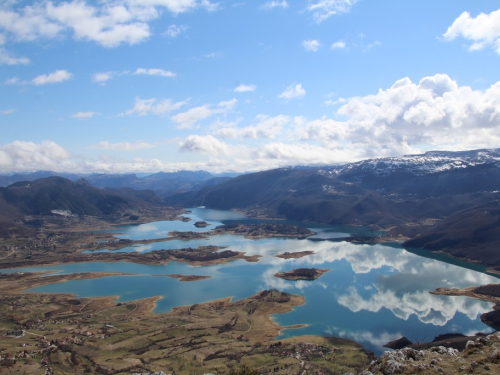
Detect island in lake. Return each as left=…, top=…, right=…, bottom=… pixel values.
left=276, top=250, right=315, bottom=259
left=193, top=220, right=211, bottom=228
left=274, top=268, right=330, bottom=281
left=166, top=274, right=211, bottom=282
left=211, top=223, right=314, bottom=239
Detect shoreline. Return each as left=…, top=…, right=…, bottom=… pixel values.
left=0, top=275, right=373, bottom=374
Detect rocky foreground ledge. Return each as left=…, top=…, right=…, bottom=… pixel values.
left=351, top=332, right=500, bottom=375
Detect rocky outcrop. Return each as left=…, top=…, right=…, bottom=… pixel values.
left=359, top=332, right=500, bottom=375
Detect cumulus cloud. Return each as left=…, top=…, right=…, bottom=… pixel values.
left=164, top=24, right=188, bottom=38
left=303, top=39, right=320, bottom=52
left=443, top=9, right=500, bottom=54
left=179, top=134, right=230, bottom=157
left=92, top=72, right=113, bottom=83
left=71, top=111, right=99, bottom=119
left=217, top=115, right=291, bottom=139
left=91, top=141, right=156, bottom=151
left=7, top=69, right=73, bottom=85
left=0, top=47, right=29, bottom=65
left=234, top=83, right=256, bottom=93
left=0, top=0, right=218, bottom=48
left=306, top=0, right=359, bottom=23
left=0, top=140, right=71, bottom=172
left=171, top=99, right=237, bottom=129
left=32, top=70, right=73, bottom=85
left=278, top=83, right=306, bottom=99
left=177, top=74, right=500, bottom=172
left=331, top=40, right=346, bottom=49
left=92, top=68, right=176, bottom=84
left=0, top=34, right=29, bottom=65
left=120, top=97, right=188, bottom=116
left=171, top=106, right=215, bottom=129
left=261, top=1, right=289, bottom=10
left=133, top=68, right=176, bottom=77
left=296, top=74, right=500, bottom=157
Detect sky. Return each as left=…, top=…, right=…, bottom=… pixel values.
left=1, top=0, right=500, bottom=174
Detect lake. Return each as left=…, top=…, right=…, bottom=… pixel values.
left=2, top=207, right=498, bottom=355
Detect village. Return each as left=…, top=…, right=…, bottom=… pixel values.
left=1, top=313, right=118, bottom=374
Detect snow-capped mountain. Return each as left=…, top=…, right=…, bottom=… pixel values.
left=320, top=149, right=500, bottom=178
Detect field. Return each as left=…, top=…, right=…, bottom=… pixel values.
left=0, top=273, right=373, bottom=374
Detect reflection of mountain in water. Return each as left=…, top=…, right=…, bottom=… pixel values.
left=3, top=208, right=498, bottom=355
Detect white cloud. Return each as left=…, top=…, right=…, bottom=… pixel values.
left=306, top=0, right=359, bottom=23
left=0, top=34, right=29, bottom=65
left=302, top=39, right=320, bottom=52
left=296, top=74, right=500, bottom=157
left=6, top=70, right=73, bottom=85
left=278, top=83, right=306, bottom=99
left=0, top=108, right=16, bottom=115
left=164, top=24, right=188, bottom=38
left=250, top=142, right=340, bottom=164
left=216, top=114, right=290, bottom=139
left=179, top=134, right=230, bottom=157
left=234, top=83, right=257, bottom=93
left=133, top=68, right=176, bottom=77
left=331, top=40, right=345, bottom=49
left=0, top=49, right=28, bottom=65
left=0, top=1, right=218, bottom=48
left=5, top=77, right=19, bottom=85
left=92, top=72, right=113, bottom=83
left=176, top=74, right=500, bottom=172
left=120, top=97, right=188, bottom=116
left=91, top=141, right=156, bottom=151
left=365, top=40, right=381, bottom=50
left=71, top=111, right=99, bottom=119
left=170, top=105, right=215, bottom=129
left=218, top=98, right=237, bottom=111
left=32, top=69, right=73, bottom=85
left=92, top=68, right=176, bottom=84
left=443, top=9, right=500, bottom=55
left=261, top=1, right=289, bottom=10
left=0, top=140, right=71, bottom=172
left=203, top=51, right=223, bottom=58
left=171, top=99, right=237, bottom=129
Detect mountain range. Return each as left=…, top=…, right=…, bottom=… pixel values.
left=168, top=148, right=500, bottom=267
left=1, top=148, right=500, bottom=267
left=0, top=170, right=234, bottom=197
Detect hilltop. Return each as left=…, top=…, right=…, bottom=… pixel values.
left=0, top=176, right=174, bottom=237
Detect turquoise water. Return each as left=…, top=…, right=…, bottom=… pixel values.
left=2, top=207, right=498, bottom=355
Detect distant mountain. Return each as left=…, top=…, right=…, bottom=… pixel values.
left=0, top=170, right=233, bottom=197
left=183, top=148, right=500, bottom=218
left=0, top=176, right=158, bottom=219
left=174, top=148, right=500, bottom=267
left=324, top=149, right=500, bottom=197
left=0, top=171, right=82, bottom=187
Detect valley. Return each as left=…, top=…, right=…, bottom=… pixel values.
left=1, top=148, right=500, bottom=374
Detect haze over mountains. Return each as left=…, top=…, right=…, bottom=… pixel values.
left=0, top=170, right=234, bottom=198
left=1, top=148, right=500, bottom=268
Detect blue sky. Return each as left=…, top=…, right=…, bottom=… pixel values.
left=1, top=0, right=499, bottom=173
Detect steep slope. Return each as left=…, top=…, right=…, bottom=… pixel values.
left=327, top=148, right=500, bottom=197
left=185, top=149, right=500, bottom=266
left=403, top=199, right=500, bottom=267
left=0, top=176, right=154, bottom=217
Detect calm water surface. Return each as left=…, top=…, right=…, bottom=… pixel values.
left=2, top=208, right=498, bottom=355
